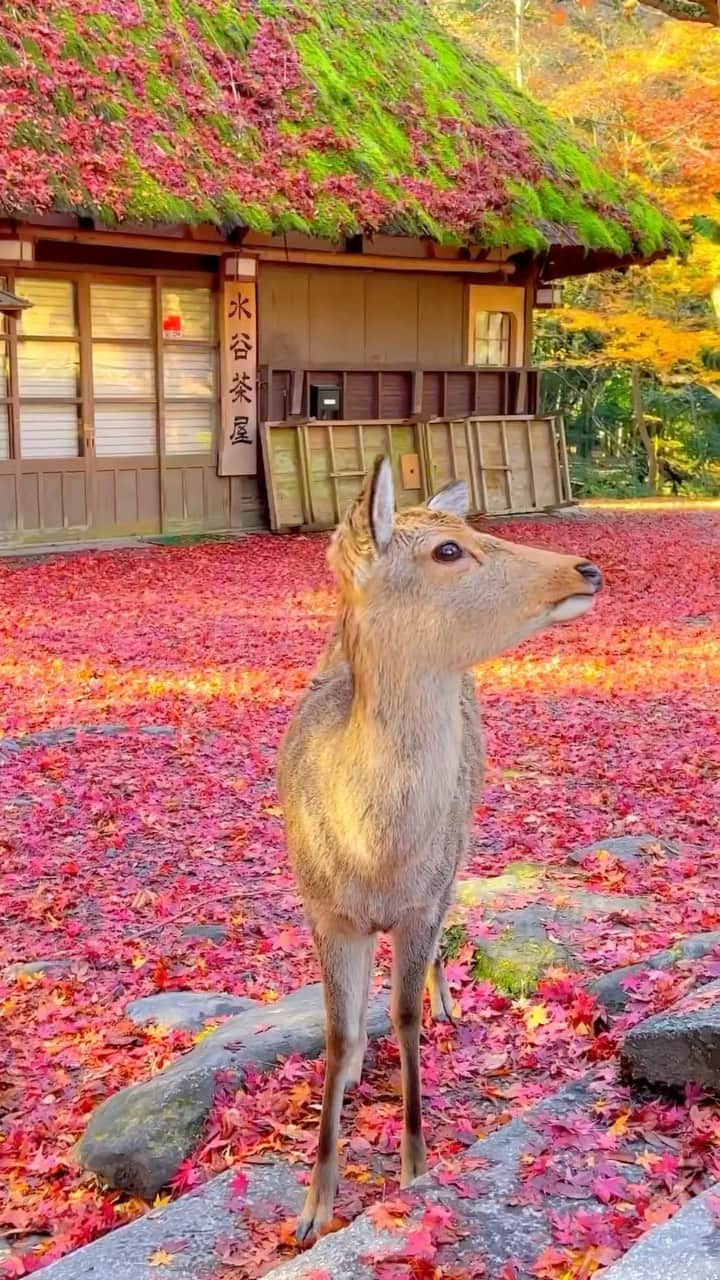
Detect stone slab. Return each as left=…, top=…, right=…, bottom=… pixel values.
left=590, top=931, right=720, bottom=1015
left=125, top=991, right=256, bottom=1031
left=79, top=984, right=390, bottom=1199
left=26, top=1162, right=305, bottom=1280
left=622, top=977, right=720, bottom=1090
left=267, top=1080, right=626, bottom=1279
left=567, top=835, right=671, bottom=865
left=600, top=1183, right=720, bottom=1279
left=180, top=924, right=227, bottom=943
left=4, top=958, right=79, bottom=980
left=37, top=1079, right=616, bottom=1280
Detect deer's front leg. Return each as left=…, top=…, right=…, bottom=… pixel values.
left=392, top=916, right=443, bottom=1187
left=297, top=926, right=376, bottom=1244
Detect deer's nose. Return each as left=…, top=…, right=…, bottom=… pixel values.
left=576, top=561, right=603, bottom=592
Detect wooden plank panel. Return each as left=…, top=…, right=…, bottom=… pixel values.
left=530, top=419, right=558, bottom=506
left=163, top=467, right=184, bottom=523
left=345, top=372, right=377, bottom=419
left=446, top=373, right=474, bottom=417
left=309, top=270, right=364, bottom=364
left=258, top=265, right=310, bottom=366
left=115, top=470, right=139, bottom=525
left=379, top=372, right=411, bottom=418
left=183, top=467, right=206, bottom=521
left=365, top=275, right=419, bottom=364
left=422, top=372, right=442, bottom=418
left=305, top=424, right=335, bottom=526
left=505, top=420, right=533, bottom=510
left=94, top=469, right=116, bottom=527
left=19, top=474, right=40, bottom=530
left=230, top=475, right=264, bottom=529
left=391, top=424, right=423, bottom=508
left=261, top=425, right=306, bottom=528
left=476, top=422, right=507, bottom=514
left=476, top=372, right=504, bottom=414
left=139, top=466, right=161, bottom=525
left=0, top=473, right=17, bottom=533
left=42, top=472, right=63, bottom=530
left=427, top=422, right=453, bottom=492
left=418, top=277, right=463, bottom=366
left=63, top=470, right=88, bottom=528
left=203, top=466, right=230, bottom=528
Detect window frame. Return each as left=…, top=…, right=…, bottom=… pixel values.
left=0, top=266, right=220, bottom=462
left=471, top=308, right=513, bottom=369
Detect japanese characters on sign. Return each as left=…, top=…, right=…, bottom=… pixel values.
left=219, top=272, right=258, bottom=476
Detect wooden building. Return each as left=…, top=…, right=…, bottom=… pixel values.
left=0, top=0, right=680, bottom=546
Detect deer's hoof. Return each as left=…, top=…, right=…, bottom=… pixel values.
left=430, top=989, right=459, bottom=1024
left=400, top=1136, right=427, bottom=1187
left=296, top=1181, right=335, bottom=1244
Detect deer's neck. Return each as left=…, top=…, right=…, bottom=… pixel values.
left=344, top=617, right=463, bottom=775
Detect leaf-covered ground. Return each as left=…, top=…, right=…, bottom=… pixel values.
left=1, top=508, right=720, bottom=1278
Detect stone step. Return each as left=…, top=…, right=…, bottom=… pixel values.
left=265, top=1078, right=634, bottom=1279
left=34, top=1162, right=305, bottom=1280
left=599, top=1184, right=720, bottom=1279
left=35, top=1078, right=612, bottom=1280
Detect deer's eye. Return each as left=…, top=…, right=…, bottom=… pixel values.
left=432, top=541, right=463, bottom=563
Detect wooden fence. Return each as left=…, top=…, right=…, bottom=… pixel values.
left=260, top=415, right=572, bottom=532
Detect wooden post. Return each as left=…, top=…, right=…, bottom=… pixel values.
left=557, top=416, right=572, bottom=502
left=218, top=259, right=258, bottom=477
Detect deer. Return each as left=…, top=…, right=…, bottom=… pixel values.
left=277, top=457, right=602, bottom=1242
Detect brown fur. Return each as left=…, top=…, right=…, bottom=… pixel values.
left=278, top=460, right=601, bottom=1240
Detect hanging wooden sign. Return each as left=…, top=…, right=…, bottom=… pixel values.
left=218, top=265, right=258, bottom=477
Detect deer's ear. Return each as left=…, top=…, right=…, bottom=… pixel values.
left=328, top=456, right=394, bottom=586
left=427, top=479, right=469, bottom=518
left=366, top=456, right=394, bottom=552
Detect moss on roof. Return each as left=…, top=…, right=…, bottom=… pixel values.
left=0, top=0, right=683, bottom=263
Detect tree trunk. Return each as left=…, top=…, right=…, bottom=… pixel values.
left=514, top=0, right=523, bottom=88
left=631, top=363, right=657, bottom=493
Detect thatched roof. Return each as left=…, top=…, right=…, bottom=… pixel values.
left=0, top=0, right=683, bottom=272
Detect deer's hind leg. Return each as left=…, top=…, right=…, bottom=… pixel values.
left=392, top=916, right=446, bottom=1188
left=297, top=925, right=375, bottom=1244
left=426, top=945, right=456, bottom=1023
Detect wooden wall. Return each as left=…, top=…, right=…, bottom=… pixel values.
left=258, top=264, right=526, bottom=369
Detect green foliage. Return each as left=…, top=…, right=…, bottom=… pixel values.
left=541, top=362, right=720, bottom=497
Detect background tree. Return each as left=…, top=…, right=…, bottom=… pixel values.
left=436, top=0, right=720, bottom=493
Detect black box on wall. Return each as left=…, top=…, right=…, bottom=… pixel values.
left=309, top=383, right=341, bottom=419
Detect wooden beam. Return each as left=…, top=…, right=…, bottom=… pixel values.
left=255, top=247, right=516, bottom=276
left=22, top=227, right=229, bottom=256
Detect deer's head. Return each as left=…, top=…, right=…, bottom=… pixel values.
left=329, top=457, right=602, bottom=671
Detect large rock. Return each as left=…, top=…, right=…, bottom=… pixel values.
left=590, top=931, right=720, bottom=1015
left=600, top=1182, right=720, bottom=1279
left=455, top=862, right=546, bottom=906
left=78, top=984, right=390, bottom=1200
left=125, top=991, right=256, bottom=1032
left=622, top=978, right=720, bottom=1090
